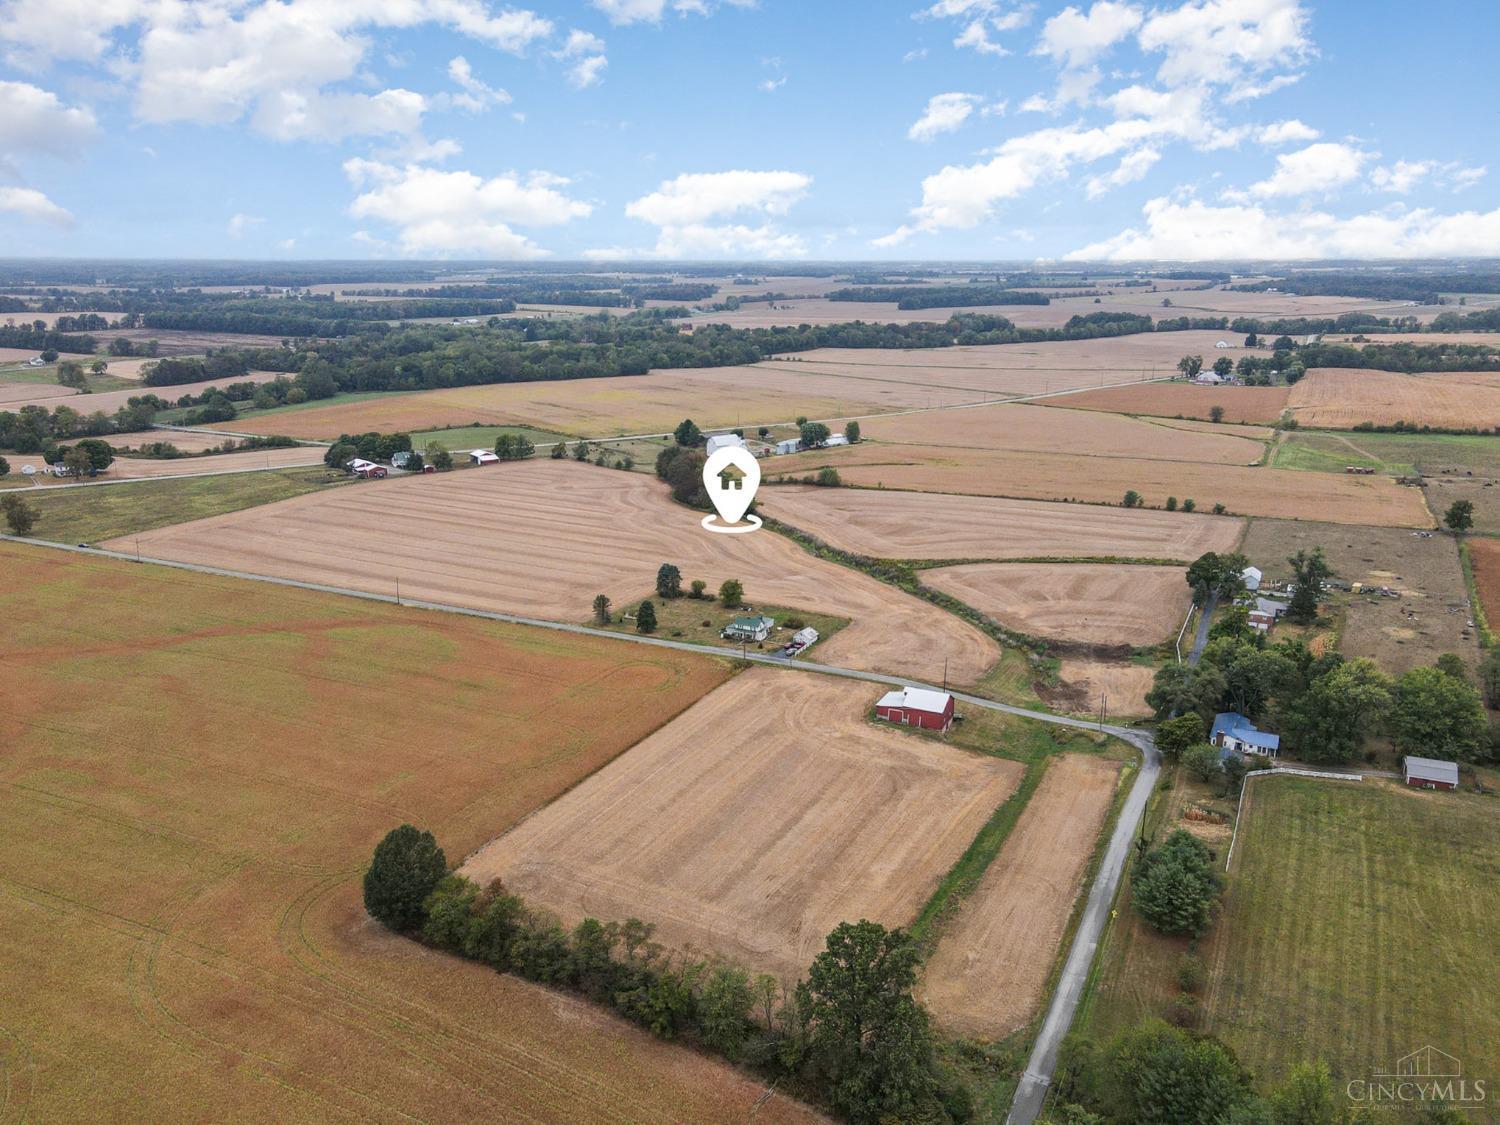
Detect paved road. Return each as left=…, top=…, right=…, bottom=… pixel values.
left=1188, top=591, right=1218, bottom=665
left=4, top=532, right=1158, bottom=1122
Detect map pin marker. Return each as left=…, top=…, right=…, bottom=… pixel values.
left=701, top=445, right=763, bottom=534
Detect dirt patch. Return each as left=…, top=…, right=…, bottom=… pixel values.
left=1288, top=368, right=1500, bottom=430
left=109, top=460, right=999, bottom=685
left=761, top=485, right=1243, bottom=562
left=1056, top=659, right=1158, bottom=717
left=1046, top=382, right=1290, bottom=424
left=1469, top=538, right=1500, bottom=632
left=920, top=753, right=1122, bottom=1039
left=462, top=669, right=1024, bottom=982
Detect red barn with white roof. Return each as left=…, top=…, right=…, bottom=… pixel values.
left=875, top=687, right=954, bottom=732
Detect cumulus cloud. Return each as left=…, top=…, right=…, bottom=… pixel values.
left=1136, top=0, right=1314, bottom=98
left=345, top=160, right=592, bottom=257
left=908, top=92, right=982, bottom=141
left=919, top=1, right=1032, bottom=57
left=0, top=184, right=73, bottom=226
left=1084, top=146, right=1159, bottom=198
left=1069, top=195, right=1500, bottom=260
left=591, top=169, right=812, bottom=258
left=0, top=80, right=98, bottom=164
left=447, top=56, right=511, bottom=112
left=1257, top=118, right=1319, bottom=146
left=555, top=30, right=608, bottom=88
left=589, top=0, right=753, bottom=26
left=1036, top=2, right=1142, bottom=69
left=1245, top=141, right=1367, bottom=199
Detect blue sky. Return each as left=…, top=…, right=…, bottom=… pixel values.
left=1, top=0, right=1496, bottom=261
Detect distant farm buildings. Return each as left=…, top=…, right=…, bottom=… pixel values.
left=469, top=449, right=500, bottom=466
left=1403, top=756, right=1459, bottom=791
left=347, top=458, right=387, bottom=479
left=705, top=433, right=745, bottom=456
left=875, top=687, right=955, bottom=732
left=774, top=438, right=801, bottom=455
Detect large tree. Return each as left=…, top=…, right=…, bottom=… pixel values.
left=1444, top=499, right=1474, bottom=532
left=1146, top=662, right=1228, bottom=723
left=1132, top=830, right=1222, bottom=937
left=1277, top=657, right=1392, bottom=764
left=673, top=418, right=704, bottom=447
left=1392, top=665, right=1487, bottom=761
left=363, top=825, right=447, bottom=932
left=655, top=563, right=682, bottom=599
left=1096, top=1019, right=1257, bottom=1125
left=1285, top=547, right=1332, bottom=625
left=1155, top=713, right=1206, bottom=762
left=1, top=493, right=38, bottom=536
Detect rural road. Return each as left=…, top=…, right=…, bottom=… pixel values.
left=2, top=532, right=1157, bottom=1123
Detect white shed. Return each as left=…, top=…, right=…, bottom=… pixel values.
left=706, top=433, right=745, bottom=455
left=774, top=438, right=801, bottom=455
left=1242, top=565, right=1263, bottom=592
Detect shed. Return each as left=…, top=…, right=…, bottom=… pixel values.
left=1211, top=711, right=1280, bottom=757
left=1195, top=372, right=1224, bottom=384
left=824, top=434, right=849, bottom=447
left=774, top=438, right=801, bottom=455
left=347, top=458, right=387, bottom=479
left=1215, top=339, right=1232, bottom=349
left=469, top=449, right=500, bottom=466
left=706, top=433, right=745, bottom=455
left=1241, top=565, right=1263, bottom=592
left=875, top=687, right=955, bottom=732
left=723, top=614, right=774, bottom=642
left=1403, top=756, right=1459, bottom=790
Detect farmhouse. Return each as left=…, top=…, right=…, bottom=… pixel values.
left=705, top=433, right=745, bottom=455
left=469, top=449, right=500, bottom=466
left=875, top=686, right=955, bottom=732
left=1403, top=756, right=1459, bottom=791
left=1211, top=711, right=1280, bottom=757
left=723, top=614, right=774, bottom=642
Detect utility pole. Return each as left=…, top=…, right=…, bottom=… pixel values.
left=395, top=576, right=400, bottom=605
left=942, top=658, right=948, bottom=693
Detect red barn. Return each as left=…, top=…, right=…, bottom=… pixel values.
left=875, top=687, right=954, bottom=732
left=1403, top=756, right=1459, bottom=790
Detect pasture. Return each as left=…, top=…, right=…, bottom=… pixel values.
left=461, top=669, right=1024, bottom=982
left=923, top=563, right=1189, bottom=648
left=0, top=543, right=824, bottom=1123
left=109, top=460, right=999, bottom=685
left=1044, top=382, right=1290, bottom=424
left=1205, top=779, right=1500, bottom=1088
left=1288, top=368, right=1500, bottom=430
left=920, top=753, right=1123, bottom=1039
left=760, top=484, right=1244, bottom=562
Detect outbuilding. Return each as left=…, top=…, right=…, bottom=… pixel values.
left=347, top=458, right=387, bottom=479
left=774, top=438, right=801, bottom=455
left=824, top=433, right=849, bottom=447
left=1403, top=756, right=1459, bottom=790
left=706, top=433, right=745, bottom=455
left=875, top=687, right=955, bottom=732
left=1242, top=565, right=1263, bottom=592
left=723, top=614, right=774, bottom=642
left=469, top=449, right=500, bottom=466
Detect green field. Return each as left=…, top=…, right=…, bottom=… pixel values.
left=410, top=423, right=565, bottom=451
left=15, top=466, right=350, bottom=543
left=1273, top=429, right=1500, bottom=476
left=1214, top=779, right=1498, bottom=1085
left=595, top=593, right=850, bottom=653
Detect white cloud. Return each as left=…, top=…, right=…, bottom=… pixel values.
left=0, top=80, right=98, bottom=164
left=760, top=76, right=787, bottom=92
left=1451, top=166, right=1486, bottom=192
left=345, top=161, right=592, bottom=257
left=1084, top=146, right=1159, bottom=197
left=555, top=29, right=608, bottom=88
left=226, top=212, right=264, bottom=237
left=919, top=1, right=1032, bottom=56
left=447, top=56, right=510, bottom=112
left=596, top=169, right=812, bottom=258
left=1037, top=2, right=1142, bottom=69
left=0, top=184, right=73, bottom=226
left=1370, top=159, right=1431, bottom=196
left=908, top=92, right=981, bottom=142
left=0, top=0, right=144, bottom=66
left=1257, top=118, right=1318, bottom=146
left=278, top=237, right=296, bottom=250
left=589, top=0, right=753, bottom=26
left=1136, top=0, right=1313, bottom=98
left=1069, top=195, right=1500, bottom=260
left=1246, top=141, right=1367, bottom=199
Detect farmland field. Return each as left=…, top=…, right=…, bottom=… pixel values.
left=107, top=460, right=999, bottom=685
left=0, top=542, right=826, bottom=1123
left=923, top=563, right=1189, bottom=648
left=920, top=753, right=1123, bottom=1039
left=1469, top=537, right=1500, bottom=630
left=1271, top=429, right=1500, bottom=477
left=1288, top=368, right=1500, bottom=430
left=1239, top=517, right=1477, bottom=673
left=1205, top=779, right=1500, bottom=1088
left=1043, top=382, right=1290, bottom=424
left=0, top=369, right=284, bottom=415
left=21, top=445, right=326, bottom=486
left=1055, top=659, right=1157, bottom=716
left=761, top=484, right=1244, bottom=561
left=461, top=669, right=1024, bottom=982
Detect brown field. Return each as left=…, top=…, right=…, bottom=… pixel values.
left=102, top=446, right=325, bottom=479
left=0, top=380, right=74, bottom=405
left=1421, top=475, right=1500, bottom=536
left=116, top=428, right=311, bottom=453
left=920, top=753, right=1122, bottom=1039
left=104, top=327, right=289, bottom=354
left=865, top=401, right=1268, bottom=465
left=923, top=563, right=1190, bottom=647
left=768, top=443, right=1430, bottom=527
left=1466, top=538, right=1500, bottom=634
left=761, top=484, right=1244, bottom=561
left=462, top=669, right=1024, bottom=982
left=1056, top=659, right=1157, bottom=717
left=1240, top=518, right=1478, bottom=673
left=1288, top=368, right=1500, bottom=430
left=108, top=460, right=999, bottom=685
left=0, top=541, right=829, bottom=1123
left=2, top=370, right=283, bottom=415
left=1326, top=330, right=1500, bottom=346
left=1043, top=382, right=1291, bottom=424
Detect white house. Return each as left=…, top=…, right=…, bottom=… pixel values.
left=723, top=614, right=774, bottom=642
left=706, top=433, right=745, bottom=456
left=1242, top=565, right=1263, bottom=592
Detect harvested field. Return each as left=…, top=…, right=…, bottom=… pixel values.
left=1056, top=659, right=1157, bottom=717
left=462, top=670, right=1024, bottom=981
left=109, top=460, right=999, bottom=684
left=0, top=380, right=73, bottom=405
left=1043, top=382, right=1290, bottom=424
left=767, top=443, right=1430, bottom=527
left=920, top=753, right=1122, bottom=1039
left=2, top=370, right=283, bottom=414
left=0, top=542, right=824, bottom=1124
left=865, top=402, right=1268, bottom=465
left=104, top=327, right=288, bottom=354
left=1288, top=368, right=1500, bottom=430
left=1425, top=475, right=1500, bottom=536
left=1240, top=518, right=1477, bottom=673
left=923, top=563, right=1190, bottom=647
left=29, top=446, right=325, bottom=485
left=761, top=484, right=1244, bottom=561
left=1468, top=538, right=1500, bottom=631
left=116, top=428, right=310, bottom=453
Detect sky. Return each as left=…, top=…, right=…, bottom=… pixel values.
left=1, top=0, right=1497, bottom=262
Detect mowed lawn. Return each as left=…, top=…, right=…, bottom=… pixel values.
left=0, top=544, right=824, bottom=1123
left=1206, top=779, right=1500, bottom=1086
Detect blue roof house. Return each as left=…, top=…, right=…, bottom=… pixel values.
left=1211, top=711, right=1281, bottom=758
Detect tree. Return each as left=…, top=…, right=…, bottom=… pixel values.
left=324, top=441, right=357, bottom=469
left=697, top=965, right=755, bottom=1060
left=572, top=440, right=589, bottom=461
left=75, top=437, right=114, bottom=471
left=1166, top=496, right=1178, bottom=511
left=1209, top=405, right=1225, bottom=424
left=550, top=440, right=566, bottom=459
left=1156, top=714, right=1205, bottom=762
left=1444, top=499, right=1474, bottom=532
left=1182, top=498, right=1196, bottom=512
left=63, top=445, right=92, bottom=477
left=1094, top=1019, right=1257, bottom=1125
left=719, top=579, right=744, bottom=608
left=1147, top=662, right=1227, bottom=723
left=1, top=493, right=38, bottom=536
left=1132, top=830, right=1222, bottom=937
left=0, top=456, right=8, bottom=477
left=1123, top=490, right=1142, bottom=508
left=656, top=563, right=682, bottom=599
left=1392, top=666, right=1486, bottom=761
left=1185, top=551, right=1248, bottom=605
left=757, top=426, right=770, bottom=439
left=844, top=420, right=861, bottom=443
left=1269, top=1061, right=1337, bottom=1125
left=1277, top=658, right=1392, bottom=764
left=804, top=921, right=937, bottom=1124
left=815, top=467, right=841, bottom=487
left=799, top=421, right=832, bottom=449
left=689, top=579, right=707, bottom=599
left=57, top=360, right=88, bottom=389
left=1285, top=547, right=1332, bottom=625
left=674, top=418, right=704, bottom=447
left=429, top=443, right=453, bottom=471
left=1212, top=357, right=1233, bottom=378
left=1436, top=652, right=1469, bottom=683
left=592, top=594, right=611, bottom=625
left=1177, top=355, right=1203, bottom=378
left=90, top=359, right=108, bottom=376
left=404, top=450, right=425, bottom=472
left=1182, top=743, right=1223, bottom=783
left=363, top=825, right=447, bottom=932
left=1244, top=332, right=1259, bottom=347
left=635, top=600, right=657, bottom=633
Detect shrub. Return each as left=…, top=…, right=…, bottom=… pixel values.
left=1182, top=498, right=1195, bottom=512
left=1176, top=953, right=1205, bottom=994
left=1122, top=490, right=1142, bottom=508
left=815, top=466, right=841, bottom=487
left=689, top=579, right=707, bottom=599
left=656, top=563, right=682, bottom=599
left=719, top=579, right=744, bottom=608
left=363, top=825, right=447, bottom=932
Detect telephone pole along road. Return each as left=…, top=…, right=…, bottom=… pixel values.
left=2, top=533, right=1157, bottom=1124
